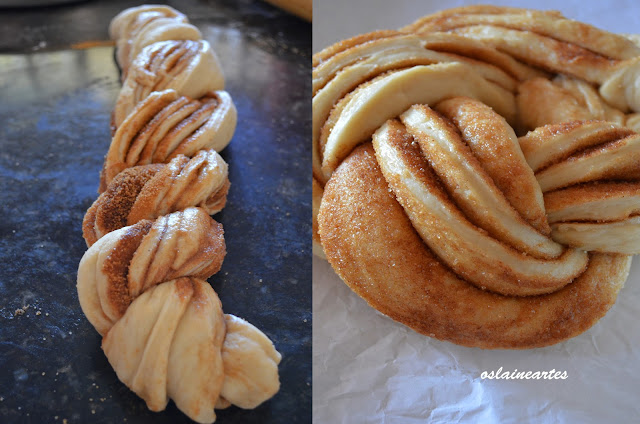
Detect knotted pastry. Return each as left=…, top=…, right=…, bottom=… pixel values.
left=318, top=141, right=631, bottom=349
left=317, top=97, right=634, bottom=348
left=373, top=99, right=589, bottom=297
left=77, top=208, right=280, bottom=422
left=312, top=28, right=539, bottom=254
left=109, top=5, right=202, bottom=78
left=114, top=40, right=225, bottom=129
left=84, top=149, right=229, bottom=246
left=314, top=5, right=640, bottom=349
left=101, top=88, right=236, bottom=192
left=102, top=279, right=281, bottom=423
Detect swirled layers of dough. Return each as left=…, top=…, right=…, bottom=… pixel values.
left=311, top=27, right=549, bottom=253
left=104, top=277, right=281, bottom=423
left=312, top=30, right=540, bottom=184
left=313, top=5, right=640, bottom=350
left=84, top=149, right=230, bottom=246
left=78, top=207, right=226, bottom=335
left=520, top=121, right=640, bottom=253
left=78, top=208, right=281, bottom=422
left=114, top=40, right=225, bottom=129
left=102, top=89, right=236, bottom=192
left=404, top=5, right=636, bottom=81
left=317, top=95, right=640, bottom=346
left=318, top=143, right=631, bottom=349
left=403, top=5, right=640, bottom=115
left=372, top=99, right=588, bottom=296
left=109, top=5, right=202, bottom=78
left=516, top=76, right=640, bottom=132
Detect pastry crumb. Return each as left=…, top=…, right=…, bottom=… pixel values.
left=14, top=304, right=30, bottom=316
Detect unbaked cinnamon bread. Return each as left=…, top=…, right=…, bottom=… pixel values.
left=76, top=5, right=281, bottom=423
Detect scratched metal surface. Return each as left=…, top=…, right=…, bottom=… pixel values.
left=0, top=1, right=311, bottom=423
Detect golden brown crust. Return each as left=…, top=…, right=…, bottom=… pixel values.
left=312, top=29, right=544, bottom=184
left=545, top=182, right=640, bottom=222
left=312, top=177, right=325, bottom=258
left=373, top=103, right=587, bottom=296
left=518, top=122, right=640, bottom=253
left=318, top=144, right=630, bottom=349
left=313, top=5, right=640, bottom=350
left=435, top=97, right=549, bottom=235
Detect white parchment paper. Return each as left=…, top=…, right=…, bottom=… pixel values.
left=313, top=1, right=640, bottom=422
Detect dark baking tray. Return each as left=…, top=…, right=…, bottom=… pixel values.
left=0, top=1, right=311, bottom=423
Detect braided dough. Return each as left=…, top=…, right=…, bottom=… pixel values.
left=319, top=143, right=630, bottom=349
left=102, top=89, right=236, bottom=192
left=78, top=209, right=280, bottom=421
left=114, top=39, right=225, bottom=129
left=77, top=5, right=280, bottom=422
left=84, top=149, right=230, bottom=246
left=109, top=5, right=202, bottom=78
left=314, top=6, right=640, bottom=349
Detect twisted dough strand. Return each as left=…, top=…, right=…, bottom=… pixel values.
left=318, top=143, right=631, bottom=349
left=102, top=89, right=236, bottom=192
left=84, top=149, right=229, bottom=246
left=102, top=277, right=280, bottom=423
left=520, top=121, right=640, bottom=253
left=312, top=30, right=544, bottom=184
left=317, top=92, right=638, bottom=345
left=78, top=207, right=225, bottom=335
left=313, top=4, right=640, bottom=353
left=77, top=5, right=280, bottom=422
left=109, top=5, right=202, bottom=78
left=372, top=100, right=587, bottom=296
left=403, top=6, right=640, bottom=114
left=114, top=39, right=225, bottom=129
